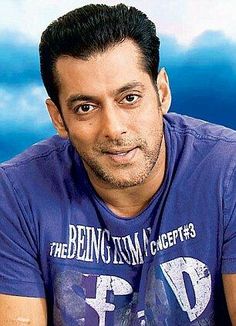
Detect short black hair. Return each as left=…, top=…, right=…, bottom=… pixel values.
left=39, top=3, right=160, bottom=109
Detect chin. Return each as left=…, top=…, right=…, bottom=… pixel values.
left=96, top=171, right=150, bottom=189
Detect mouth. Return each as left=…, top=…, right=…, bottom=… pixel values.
left=102, top=147, right=139, bottom=163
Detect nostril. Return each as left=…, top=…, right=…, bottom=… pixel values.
left=101, top=108, right=128, bottom=139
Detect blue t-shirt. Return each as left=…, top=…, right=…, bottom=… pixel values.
left=0, top=113, right=236, bottom=325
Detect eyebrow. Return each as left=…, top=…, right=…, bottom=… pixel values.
left=66, top=81, right=145, bottom=109
left=114, top=81, right=145, bottom=96
left=66, top=94, right=98, bottom=109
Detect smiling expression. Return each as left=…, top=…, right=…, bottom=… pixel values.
left=47, top=40, right=169, bottom=189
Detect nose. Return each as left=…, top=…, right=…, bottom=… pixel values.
left=101, top=104, right=127, bottom=140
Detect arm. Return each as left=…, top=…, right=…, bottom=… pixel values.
left=0, top=169, right=47, bottom=321
left=0, top=294, right=47, bottom=325
left=222, top=161, right=236, bottom=324
left=223, top=274, right=236, bottom=325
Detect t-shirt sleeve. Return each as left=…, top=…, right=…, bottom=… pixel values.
left=0, top=167, right=45, bottom=297
left=222, top=164, right=236, bottom=273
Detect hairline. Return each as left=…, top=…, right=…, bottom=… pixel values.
left=52, top=38, right=158, bottom=111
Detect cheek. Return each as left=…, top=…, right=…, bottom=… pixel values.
left=138, top=107, right=162, bottom=130
left=141, top=113, right=163, bottom=145
left=69, top=124, right=98, bottom=148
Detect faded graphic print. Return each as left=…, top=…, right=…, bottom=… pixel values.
left=53, top=270, right=86, bottom=325
left=53, top=270, right=138, bottom=325
left=52, top=257, right=214, bottom=325
left=113, top=292, right=139, bottom=325
left=144, top=258, right=215, bottom=325
left=144, top=265, right=171, bottom=325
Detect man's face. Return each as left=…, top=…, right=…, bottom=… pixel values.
left=49, top=40, right=169, bottom=189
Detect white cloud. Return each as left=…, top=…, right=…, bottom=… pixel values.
left=0, top=85, right=50, bottom=126
left=0, top=0, right=236, bottom=46
left=150, top=0, right=236, bottom=45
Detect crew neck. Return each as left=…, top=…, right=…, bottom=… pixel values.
left=77, top=119, right=173, bottom=224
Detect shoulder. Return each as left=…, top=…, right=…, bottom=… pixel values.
left=164, top=112, right=236, bottom=144
left=1, top=135, right=70, bottom=169
left=164, top=113, right=236, bottom=164
left=164, top=113, right=236, bottom=192
left=0, top=135, right=80, bottom=191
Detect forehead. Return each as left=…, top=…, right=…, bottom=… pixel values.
left=55, top=39, right=150, bottom=98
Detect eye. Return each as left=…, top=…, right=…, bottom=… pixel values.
left=74, top=104, right=97, bottom=114
left=121, top=94, right=140, bottom=105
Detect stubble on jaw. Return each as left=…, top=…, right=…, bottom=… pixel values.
left=71, top=127, right=164, bottom=189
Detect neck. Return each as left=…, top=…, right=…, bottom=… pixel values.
left=85, top=138, right=167, bottom=218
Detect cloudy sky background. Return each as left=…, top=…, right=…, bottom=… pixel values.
left=1, top=0, right=236, bottom=162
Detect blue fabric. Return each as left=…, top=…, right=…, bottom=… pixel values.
left=0, top=113, right=236, bottom=325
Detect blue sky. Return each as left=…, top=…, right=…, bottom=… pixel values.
left=0, top=0, right=236, bottom=162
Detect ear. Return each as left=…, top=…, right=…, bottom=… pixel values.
left=46, top=99, right=68, bottom=139
left=156, top=68, right=171, bottom=115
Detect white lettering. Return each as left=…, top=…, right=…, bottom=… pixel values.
left=61, top=243, right=67, bottom=258
left=160, top=257, right=211, bottom=322
left=143, top=227, right=151, bottom=257
left=76, top=225, right=86, bottom=260
left=86, top=275, right=132, bottom=326
left=150, top=241, right=156, bottom=255
left=112, top=237, right=124, bottom=264
left=101, top=229, right=111, bottom=264
left=126, top=232, right=144, bottom=265
left=67, top=225, right=77, bottom=258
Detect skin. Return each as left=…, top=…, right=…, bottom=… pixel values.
left=46, top=38, right=236, bottom=322
left=47, top=39, right=171, bottom=217
left=1, top=39, right=236, bottom=324
left=0, top=39, right=171, bottom=324
left=0, top=294, right=47, bottom=325
left=223, top=275, right=236, bottom=325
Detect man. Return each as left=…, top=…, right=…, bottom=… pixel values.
left=0, top=3, right=236, bottom=325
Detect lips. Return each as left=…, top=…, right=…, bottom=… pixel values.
left=103, top=147, right=138, bottom=163
left=105, top=147, right=135, bottom=155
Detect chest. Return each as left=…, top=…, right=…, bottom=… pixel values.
left=37, top=191, right=225, bottom=325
